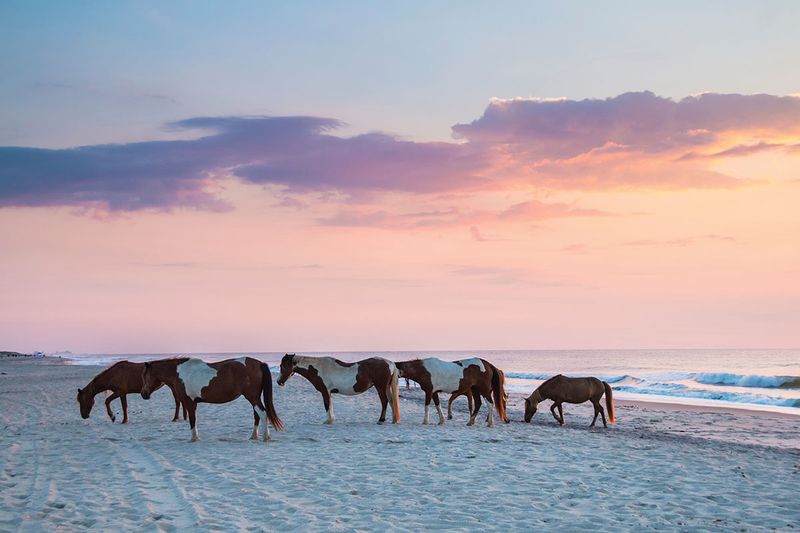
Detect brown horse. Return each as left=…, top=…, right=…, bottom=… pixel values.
left=524, top=375, right=616, bottom=428
left=141, top=357, right=283, bottom=442
left=277, top=354, right=400, bottom=424
left=76, top=361, right=185, bottom=424
left=396, top=357, right=507, bottom=426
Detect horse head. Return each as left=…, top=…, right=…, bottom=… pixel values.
left=277, top=354, right=296, bottom=386
left=524, top=390, right=541, bottom=423
left=141, top=361, right=155, bottom=399
left=76, top=387, right=94, bottom=419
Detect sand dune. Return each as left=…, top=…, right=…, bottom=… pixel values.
left=1, top=357, right=798, bottom=531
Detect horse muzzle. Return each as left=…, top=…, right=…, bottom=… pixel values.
left=141, top=391, right=151, bottom=400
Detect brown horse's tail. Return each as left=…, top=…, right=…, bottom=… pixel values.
left=389, top=365, right=401, bottom=423
left=490, top=362, right=509, bottom=423
left=261, top=363, right=284, bottom=431
left=603, top=381, right=616, bottom=424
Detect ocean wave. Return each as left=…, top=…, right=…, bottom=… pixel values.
left=505, top=372, right=633, bottom=384
left=693, top=372, right=800, bottom=389
left=613, top=384, right=800, bottom=408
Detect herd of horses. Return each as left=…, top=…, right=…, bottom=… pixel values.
left=76, top=354, right=615, bottom=441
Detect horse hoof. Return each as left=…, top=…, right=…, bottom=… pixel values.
left=377, top=420, right=385, bottom=425
left=422, top=420, right=429, bottom=425
left=438, top=420, right=445, bottom=425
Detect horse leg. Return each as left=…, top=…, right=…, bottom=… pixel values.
left=254, top=398, right=271, bottom=442
left=594, top=399, right=607, bottom=428
left=186, top=400, right=199, bottom=442
left=447, top=392, right=456, bottom=420
left=590, top=400, right=600, bottom=427
left=104, top=392, right=119, bottom=422
left=377, top=386, right=389, bottom=424
left=468, top=388, right=482, bottom=426
left=484, top=394, right=495, bottom=428
left=120, top=394, right=129, bottom=424
left=433, top=393, right=445, bottom=425
left=423, top=390, right=432, bottom=425
left=250, top=408, right=260, bottom=440
left=322, top=391, right=334, bottom=425
left=171, top=387, right=181, bottom=422
left=557, top=403, right=565, bottom=425
left=550, top=403, right=560, bottom=424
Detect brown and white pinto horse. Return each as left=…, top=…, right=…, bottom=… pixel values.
left=277, top=354, right=400, bottom=424
left=141, top=357, right=283, bottom=442
left=76, top=361, right=185, bottom=424
left=396, top=357, right=508, bottom=426
left=524, top=374, right=616, bottom=428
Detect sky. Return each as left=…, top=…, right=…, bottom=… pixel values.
left=1, top=1, right=799, bottom=353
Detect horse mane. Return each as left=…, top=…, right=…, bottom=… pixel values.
left=538, top=374, right=562, bottom=389
left=92, top=360, right=127, bottom=381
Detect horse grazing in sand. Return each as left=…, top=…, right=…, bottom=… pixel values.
left=141, top=357, right=283, bottom=442
left=277, top=354, right=400, bottom=424
left=524, top=375, right=615, bottom=428
left=396, top=357, right=508, bottom=426
left=76, top=361, right=185, bottom=424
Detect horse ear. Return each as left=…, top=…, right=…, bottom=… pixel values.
left=77, top=388, right=82, bottom=393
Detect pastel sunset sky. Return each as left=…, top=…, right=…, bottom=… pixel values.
left=1, top=1, right=799, bottom=353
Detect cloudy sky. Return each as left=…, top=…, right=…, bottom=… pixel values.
left=1, top=1, right=799, bottom=353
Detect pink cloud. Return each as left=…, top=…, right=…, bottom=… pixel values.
left=2, top=92, right=798, bottom=213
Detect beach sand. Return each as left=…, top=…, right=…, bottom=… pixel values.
left=1, top=356, right=798, bottom=532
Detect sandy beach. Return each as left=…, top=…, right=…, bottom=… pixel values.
left=1, top=356, right=799, bottom=532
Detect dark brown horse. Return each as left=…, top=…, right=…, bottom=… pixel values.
left=524, top=375, right=616, bottom=428
left=277, top=354, right=400, bottom=424
left=141, top=357, right=283, bottom=442
left=396, top=357, right=507, bottom=426
left=76, top=361, right=185, bottom=424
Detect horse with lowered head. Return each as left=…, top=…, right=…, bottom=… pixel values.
left=396, top=357, right=508, bottom=426
left=141, top=357, right=283, bottom=442
left=524, top=374, right=615, bottom=428
left=277, top=354, right=400, bottom=424
left=76, top=361, right=185, bottom=424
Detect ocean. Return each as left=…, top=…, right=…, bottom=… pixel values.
left=57, top=349, right=800, bottom=415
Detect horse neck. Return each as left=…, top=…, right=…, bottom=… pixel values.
left=532, top=388, right=547, bottom=402
left=86, top=368, right=115, bottom=395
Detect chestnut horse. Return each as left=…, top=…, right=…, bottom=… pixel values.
left=396, top=357, right=507, bottom=426
left=76, top=361, right=185, bottom=424
left=277, top=354, right=400, bottom=424
left=141, top=357, right=283, bottom=442
left=524, top=374, right=616, bottom=428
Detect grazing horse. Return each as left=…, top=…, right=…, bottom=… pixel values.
left=277, top=354, right=400, bottom=424
left=524, top=375, right=616, bottom=428
left=141, top=357, right=283, bottom=442
left=76, top=361, right=185, bottom=424
left=396, top=357, right=507, bottom=426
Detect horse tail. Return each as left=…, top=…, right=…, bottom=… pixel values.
left=389, top=365, right=401, bottom=422
left=603, top=381, right=615, bottom=424
left=261, top=363, right=284, bottom=431
left=490, top=363, right=508, bottom=423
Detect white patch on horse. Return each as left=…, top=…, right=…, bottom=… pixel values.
left=423, top=358, right=471, bottom=393
left=177, top=359, right=218, bottom=400
left=295, top=356, right=360, bottom=395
